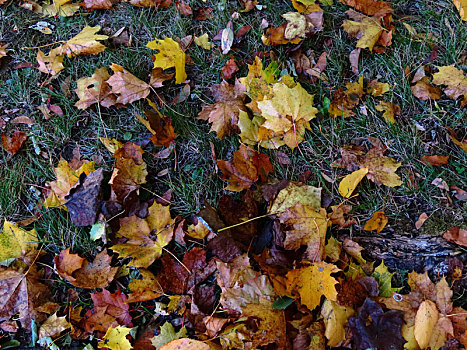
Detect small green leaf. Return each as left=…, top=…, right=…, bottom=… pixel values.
left=273, top=296, right=294, bottom=309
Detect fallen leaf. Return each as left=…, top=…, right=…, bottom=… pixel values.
left=107, top=63, right=151, bottom=105
left=137, top=100, right=177, bottom=147
left=159, top=339, right=210, bottom=350
left=84, top=289, right=132, bottom=333
left=269, top=181, right=322, bottom=213
left=432, top=65, right=467, bottom=106
left=432, top=177, right=449, bottom=191
left=453, top=0, right=467, bottom=20
left=98, top=326, right=132, bottom=350
left=363, top=211, right=388, bottom=233
left=443, top=227, right=467, bottom=247
left=58, top=26, right=108, bottom=57
left=321, top=299, right=354, bottom=347
left=197, top=80, right=247, bottom=139
left=194, top=33, right=212, bottom=49
left=38, top=312, right=70, bottom=339
left=447, top=127, right=467, bottom=153
left=75, top=67, right=117, bottom=109
left=341, top=0, right=393, bottom=16
left=349, top=47, right=361, bottom=74
left=10, top=116, right=33, bottom=126
left=286, top=262, right=340, bottom=311
left=360, top=147, right=402, bottom=187
left=329, top=204, right=356, bottom=229
left=36, top=48, right=64, bottom=76
left=83, top=0, right=116, bottom=9
left=217, top=144, right=273, bottom=191
left=151, top=322, right=187, bottom=348
left=414, top=300, right=439, bottom=349
left=149, top=67, right=174, bottom=88
left=108, top=142, right=148, bottom=202
left=1, top=130, right=27, bottom=155
left=329, top=76, right=364, bottom=118
left=0, top=220, right=37, bottom=265
left=421, top=155, right=449, bottom=166
left=147, top=37, right=187, bottom=84
left=338, top=167, right=368, bottom=198
left=127, top=269, right=163, bottom=303
left=54, top=248, right=117, bottom=289
left=110, top=202, right=174, bottom=267
left=65, top=168, right=103, bottom=226
left=375, top=101, right=400, bottom=124
left=411, top=76, right=442, bottom=100
left=368, top=80, right=391, bottom=96
left=371, top=261, right=401, bottom=297
left=415, top=212, right=429, bottom=230
left=175, top=1, right=192, bottom=15
left=222, top=58, right=239, bottom=80
left=343, top=11, right=390, bottom=52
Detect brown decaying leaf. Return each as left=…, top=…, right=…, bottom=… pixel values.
left=443, top=227, right=467, bottom=247
left=137, top=101, right=177, bottom=147
left=54, top=248, right=117, bottom=289
left=411, top=76, right=441, bottom=101
left=197, top=80, right=247, bottom=139
left=75, top=67, right=116, bottom=110
left=1, top=130, right=27, bottom=155
left=84, top=289, right=132, bottom=333
left=421, top=155, right=449, bottom=166
left=194, top=7, right=213, bottom=20
left=108, top=142, right=148, bottom=202
left=217, top=144, right=273, bottom=191
left=107, top=63, right=151, bottom=105
left=82, top=0, right=116, bottom=9
left=222, top=58, right=239, bottom=80
left=341, top=0, right=393, bottom=16
left=175, top=1, right=192, bottom=15
left=447, top=127, right=467, bottom=153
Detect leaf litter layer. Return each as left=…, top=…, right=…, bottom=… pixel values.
left=0, top=0, right=466, bottom=349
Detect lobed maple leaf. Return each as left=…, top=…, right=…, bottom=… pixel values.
left=1, top=130, right=27, bottom=155
left=0, top=220, right=38, bottom=262
left=286, top=262, right=340, bottom=311
left=136, top=100, right=177, bottom=147
left=329, top=76, right=364, bottom=118
left=57, top=26, right=108, bottom=57
left=107, top=63, right=151, bottom=105
left=216, top=144, right=273, bottom=191
left=54, top=248, right=117, bottom=289
left=75, top=67, right=117, bottom=109
left=126, top=269, right=163, bottom=303
left=38, top=312, right=71, bottom=339
left=110, top=202, right=174, bottom=268
left=432, top=65, right=467, bottom=106
left=146, top=37, right=187, bottom=84
left=98, top=325, right=132, bottom=350
left=197, top=80, right=247, bottom=139
left=36, top=48, right=64, bottom=76
left=108, top=142, right=148, bottom=202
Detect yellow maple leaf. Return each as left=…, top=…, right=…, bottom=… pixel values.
left=0, top=220, right=38, bottom=261
left=111, top=202, right=174, bottom=268
left=98, top=326, right=132, bottom=350
left=286, top=262, right=340, bottom=310
left=360, top=147, right=402, bottom=187
left=127, top=269, right=163, bottom=303
left=257, top=82, right=318, bottom=149
left=36, top=48, right=64, bottom=76
left=194, top=33, right=213, bottom=50
left=58, top=26, right=108, bottom=57
left=42, top=0, right=80, bottom=17
left=338, top=167, right=368, bottom=198
left=375, top=101, right=400, bottom=124
left=343, top=13, right=385, bottom=51
left=146, top=37, right=187, bottom=84
left=44, top=159, right=95, bottom=208
left=432, top=65, right=467, bottom=106
left=75, top=67, right=116, bottom=110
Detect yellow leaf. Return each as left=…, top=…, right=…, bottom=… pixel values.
left=453, top=0, right=467, bottom=21
left=44, top=159, right=95, bottom=208
left=286, top=262, right=340, bottom=311
left=99, top=137, right=123, bottom=154
left=401, top=324, right=419, bottom=350
left=42, top=0, right=80, bottom=17
left=376, top=101, right=400, bottom=124
left=98, top=326, right=132, bottom=350
left=432, top=65, right=467, bottom=106
left=258, top=82, right=318, bottom=149
left=126, top=269, right=163, bottom=303
left=282, top=12, right=310, bottom=39
left=58, top=26, right=108, bottom=57
left=321, top=299, right=354, bottom=347
left=0, top=220, right=38, bottom=261
left=36, top=48, right=64, bottom=76
left=269, top=181, right=321, bottom=213
left=338, top=167, right=368, bottom=198
left=194, top=33, right=213, bottom=50
left=111, top=202, right=174, bottom=268
left=343, top=16, right=383, bottom=51
left=159, top=339, right=210, bottom=350
left=360, top=147, right=402, bottom=187
left=147, top=37, right=187, bottom=84
left=414, top=300, right=439, bottom=349
left=186, top=220, right=211, bottom=239
left=363, top=211, right=388, bottom=233
left=151, top=323, right=187, bottom=349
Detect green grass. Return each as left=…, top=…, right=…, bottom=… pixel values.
left=0, top=0, right=466, bottom=260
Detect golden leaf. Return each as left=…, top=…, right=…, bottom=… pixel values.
left=98, top=326, right=132, bottom=350
left=321, top=299, right=354, bottom=347
left=286, top=262, right=340, bottom=311
left=147, top=37, right=187, bottom=84
left=0, top=220, right=38, bottom=262
left=375, top=100, right=400, bottom=124
left=363, top=211, right=388, bottom=233
left=127, top=269, right=163, bottom=303
left=453, top=0, right=467, bottom=21
left=414, top=300, right=439, bottom=349
left=36, top=48, right=64, bottom=76
left=58, top=26, right=108, bottom=57
left=432, top=65, right=467, bottom=106
left=75, top=67, right=116, bottom=110
left=38, top=312, right=70, bottom=339
left=338, top=167, right=368, bottom=198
